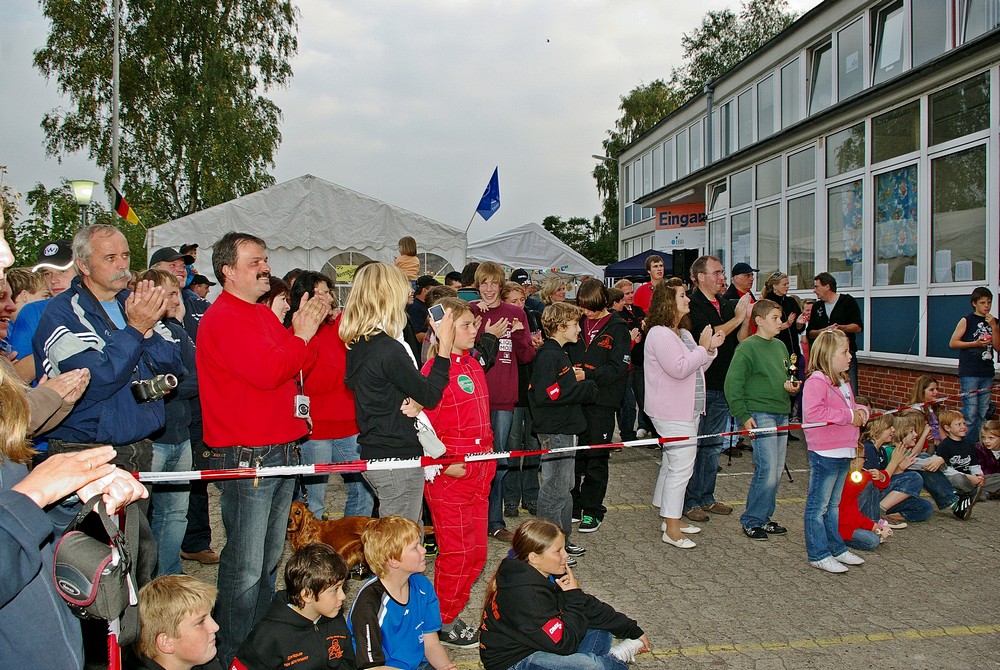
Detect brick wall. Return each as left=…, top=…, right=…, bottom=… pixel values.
left=858, top=360, right=1000, bottom=413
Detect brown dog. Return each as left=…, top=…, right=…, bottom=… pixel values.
left=287, top=501, right=372, bottom=578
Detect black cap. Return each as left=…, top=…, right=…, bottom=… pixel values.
left=33, top=239, right=74, bottom=271
left=510, top=268, right=531, bottom=286
left=731, top=262, right=758, bottom=276
left=415, top=274, right=440, bottom=290
left=149, top=247, right=195, bottom=268
left=189, top=274, right=216, bottom=287
left=179, top=243, right=199, bottom=254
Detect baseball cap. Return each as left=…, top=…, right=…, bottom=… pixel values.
left=149, top=247, right=195, bottom=268
left=189, top=274, right=216, bottom=287
left=731, top=262, right=758, bottom=276
left=179, top=243, right=199, bottom=254
left=415, top=274, right=440, bottom=290
left=33, top=240, right=74, bottom=272
left=510, top=268, right=532, bottom=286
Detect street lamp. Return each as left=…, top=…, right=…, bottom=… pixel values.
left=68, top=179, right=99, bottom=227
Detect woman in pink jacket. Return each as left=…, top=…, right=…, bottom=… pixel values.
left=644, top=278, right=723, bottom=548
left=802, top=329, right=870, bottom=573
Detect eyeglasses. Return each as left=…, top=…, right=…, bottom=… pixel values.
left=699, top=270, right=725, bottom=277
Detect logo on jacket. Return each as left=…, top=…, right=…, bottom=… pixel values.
left=457, top=374, right=475, bottom=394
left=596, top=334, right=614, bottom=350
left=328, top=636, right=345, bottom=659
left=546, top=382, right=560, bottom=400
left=542, top=617, right=564, bottom=642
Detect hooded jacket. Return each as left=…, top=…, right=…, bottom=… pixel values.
left=566, top=312, right=630, bottom=409
left=479, top=557, right=643, bottom=670
left=528, top=339, right=598, bottom=435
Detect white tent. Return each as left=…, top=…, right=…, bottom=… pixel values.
left=466, top=222, right=603, bottom=277
left=145, top=174, right=467, bottom=283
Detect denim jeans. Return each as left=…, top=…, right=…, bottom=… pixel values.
left=150, top=439, right=192, bottom=576
left=504, top=406, right=540, bottom=511
left=537, top=434, right=577, bottom=538
left=918, top=468, right=958, bottom=509
left=740, top=412, right=788, bottom=529
left=182, top=405, right=213, bottom=554
left=618, top=369, right=638, bottom=441
left=803, top=452, right=850, bottom=561
left=860, top=471, right=933, bottom=522
left=488, top=409, right=514, bottom=533
left=300, top=434, right=374, bottom=518
left=685, top=390, right=728, bottom=512
left=846, top=528, right=880, bottom=552
left=961, top=375, right=994, bottom=447
left=510, top=629, right=627, bottom=670
left=215, top=442, right=299, bottom=666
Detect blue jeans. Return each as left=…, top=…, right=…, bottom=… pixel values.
left=537, top=434, right=576, bottom=538
left=740, top=412, right=788, bottom=529
left=961, top=375, right=994, bottom=447
left=504, top=406, right=540, bottom=511
left=804, top=452, right=849, bottom=561
left=846, top=528, right=880, bottom=552
left=918, top=467, right=958, bottom=509
left=510, top=629, right=627, bottom=670
left=299, top=435, right=374, bottom=518
left=860, top=471, right=933, bottom=522
left=151, top=439, right=192, bottom=576
left=215, top=442, right=299, bottom=666
left=684, top=390, right=728, bottom=512
left=488, top=409, right=514, bottom=533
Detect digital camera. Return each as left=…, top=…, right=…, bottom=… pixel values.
left=130, top=374, right=178, bottom=403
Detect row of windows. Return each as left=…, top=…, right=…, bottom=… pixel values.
left=622, top=0, right=1000, bottom=228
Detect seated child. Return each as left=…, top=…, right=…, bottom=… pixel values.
left=232, top=543, right=354, bottom=669
left=936, top=410, right=985, bottom=499
left=479, top=519, right=650, bottom=670
left=134, top=575, right=221, bottom=670
left=860, top=414, right=931, bottom=525
left=839, top=446, right=894, bottom=552
left=974, top=419, right=1000, bottom=497
left=348, top=516, right=457, bottom=670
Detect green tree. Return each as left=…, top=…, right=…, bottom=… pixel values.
left=34, top=0, right=298, bottom=222
left=542, top=214, right=618, bottom=265
left=0, top=167, right=21, bottom=245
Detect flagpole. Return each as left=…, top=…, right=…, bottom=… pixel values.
left=464, top=211, right=477, bottom=234
left=111, top=0, right=120, bottom=189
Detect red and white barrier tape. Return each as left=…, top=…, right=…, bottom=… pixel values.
left=135, top=384, right=995, bottom=483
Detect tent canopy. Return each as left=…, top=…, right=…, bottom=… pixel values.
left=144, top=174, right=467, bottom=281
left=466, top=222, right=602, bottom=277
left=604, top=249, right=674, bottom=280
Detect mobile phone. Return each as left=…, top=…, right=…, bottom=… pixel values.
left=428, top=304, right=445, bottom=323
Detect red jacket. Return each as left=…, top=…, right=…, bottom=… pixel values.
left=838, top=469, right=890, bottom=541
left=302, top=315, right=358, bottom=440
left=421, top=351, right=494, bottom=452
left=197, top=290, right=316, bottom=447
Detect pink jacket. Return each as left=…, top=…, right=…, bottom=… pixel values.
left=802, top=371, right=866, bottom=452
left=644, top=326, right=716, bottom=422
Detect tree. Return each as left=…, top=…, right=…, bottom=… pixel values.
left=542, top=214, right=618, bottom=265
left=0, top=167, right=21, bottom=242
left=34, top=0, right=298, bottom=223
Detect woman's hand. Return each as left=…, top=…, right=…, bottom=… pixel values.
left=555, top=566, right=579, bottom=591
left=12, top=447, right=118, bottom=509
left=697, top=325, right=714, bottom=351
left=400, top=398, right=423, bottom=418
left=38, top=368, right=92, bottom=404
left=78, top=468, right=149, bottom=515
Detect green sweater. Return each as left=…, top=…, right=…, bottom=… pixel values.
left=724, top=335, right=792, bottom=426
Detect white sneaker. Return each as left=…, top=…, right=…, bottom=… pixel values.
left=810, top=557, right=848, bottom=574
left=609, top=637, right=644, bottom=663
left=636, top=429, right=650, bottom=439
left=833, top=550, right=865, bottom=566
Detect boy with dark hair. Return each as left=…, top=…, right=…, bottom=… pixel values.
left=232, top=543, right=354, bottom=669
left=632, top=254, right=664, bottom=312
left=949, top=286, right=999, bottom=442
left=348, top=517, right=456, bottom=670
left=135, top=575, right=221, bottom=670
left=726, top=299, right=801, bottom=541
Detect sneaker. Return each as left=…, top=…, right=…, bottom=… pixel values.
left=762, top=522, right=788, bottom=535
left=490, top=527, right=514, bottom=542
left=810, top=556, right=849, bottom=574
left=503, top=506, right=519, bottom=518
left=952, top=486, right=982, bottom=520
left=578, top=515, right=602, bottom=533
left=743, top=526, right=768, bottom=541
left=703, top=502, right=733, bottom=515
left=565, top=542, right=586, bottom=557
left=636, top=429, right=650, bottom=439
left=609, top=637, right=644, bottom=663
left=683, top=507, right=710, bottom=522
left=565, top=555, right=578, bottom=568
left=881, top=516, right=908, bottom=529
left=571, top=513, right=582, bottom=523
left=440, top=618, right=479, bottom=648
left=833, top=550, right=865, bottom=566
left=423, top=535, right=438, bottom=557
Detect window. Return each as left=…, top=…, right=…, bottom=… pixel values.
left=874, top=165, right=918, bottom=286
left=809, top=42, right=833, bottom=113
left=709, top=181, right=728, bottom=212
left=757, top=76, right=775, bottom=140
left=873, top=1, right=905, bottom=86
left=930, top=73, right=990, bottom=146
left=676, top=128, right=689, bottom=178
left=912, top=0, right=949, bottom=65
left=756, top=203, right=780, bottom=291
left=653, top=146, right=663, bottom=189
left=781, top=58, right=803, bottom=128
left=932, top=145, right=987, bottom=282
left=827, top=181, right=864, bottom=288
left=961, top=0, right=1000, bottom=43
left=872, top=101, right=919, bottom=163
left=837, top=19, right=864, bottom=100
left=787, top=147, right=816, bottom=186
left=720, top=101, right=734, bottom=157
left=738, top=89, right=753, bottom=149
left=787, top=194, right=815, bottom=290
left=826, top=123, right=865, bottom=177
left=756, top=157, right=782, bottom=199
left=690, top=119, right=704, bottom=172
left=730, top=168, right=752, bottom=207
left=708, top=219, right=726, bottom=268
left=731, top=211, right=752, bottom=268
left=642, top=152, right=652, bottom=196
left=663, top=138, right=675, bottom=184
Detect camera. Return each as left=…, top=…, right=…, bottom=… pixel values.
left=130, top=374, right=178, bottom=403
left=294, top=394, right=311, bottom=419
left=428, top=303, right=445, bottom=324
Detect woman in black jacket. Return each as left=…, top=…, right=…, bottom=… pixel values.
left=479, top=519, right=649, bottom=670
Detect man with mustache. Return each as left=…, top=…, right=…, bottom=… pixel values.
left=31, top=224, right=184, bottom=473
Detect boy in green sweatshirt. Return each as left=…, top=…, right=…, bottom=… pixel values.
left=725, top=299, right=802, bottom=541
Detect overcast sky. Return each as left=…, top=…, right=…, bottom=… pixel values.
left=2, top=0, right=822, bottom=243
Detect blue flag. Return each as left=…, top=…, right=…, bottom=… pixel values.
left=476, top=167, right=501, bottom=221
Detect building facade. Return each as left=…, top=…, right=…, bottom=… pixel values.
left=619, top=0, right=1000, bottom=408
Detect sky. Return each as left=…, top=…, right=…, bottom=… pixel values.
left=1, top=0, right=823, bottom=243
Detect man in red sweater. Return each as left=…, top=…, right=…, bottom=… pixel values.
left=196, top=232, right=326, bottom=666
left=631, top=255, right=664, bottom=313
